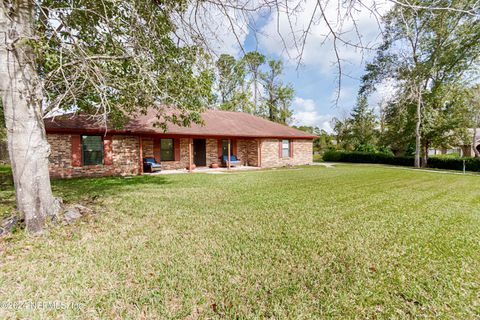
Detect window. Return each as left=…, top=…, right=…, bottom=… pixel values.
left=222, top=139, right=229, bottom=156
left=282, top=139, right=290, bottom=158
left=160, top=139, right=174, bottom=161
left=82, top=135, right=103, bottom=165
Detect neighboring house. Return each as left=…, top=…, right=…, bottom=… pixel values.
left=44, top=109, right=316, bottom=178
left=464, top=129, right=480, bottom=157
left=428, top=129, right=480, bottom=157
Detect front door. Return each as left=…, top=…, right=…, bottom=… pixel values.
left=193, top=139, right=207, bottom=167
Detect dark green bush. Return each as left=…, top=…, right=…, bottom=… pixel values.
left=354, top=144, right=377, bottom=153
left=322, top=151, right=480, bottom=172
left=322, top=151, right=414, bottom=167
left=428, top=157, right=480, bottom=172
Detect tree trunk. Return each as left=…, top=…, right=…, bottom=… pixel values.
left=253, top=73, right=258, bottom=114
left=0, top=1, right=59, bottom=234
left=422, top=141, right=429, bottom=168
left=414, top=84, right=422, bottom=168
left=268, top=90, right=274, bottom=121
left=473, top=115, right=480, bottom=157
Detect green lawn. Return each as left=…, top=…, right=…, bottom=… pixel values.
left=0, top=164, right=479, bottom=318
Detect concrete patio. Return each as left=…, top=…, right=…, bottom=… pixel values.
left=145, top=163, right=324, bottom=175
left=146, top=165, right=262, bottom=175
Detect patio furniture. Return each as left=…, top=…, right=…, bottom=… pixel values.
left=222, top=155, right=242, bottom=167
left=143, top=157, right=161, bottom=173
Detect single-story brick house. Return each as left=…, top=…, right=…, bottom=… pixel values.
left=44, top=109, right=316, bottom=178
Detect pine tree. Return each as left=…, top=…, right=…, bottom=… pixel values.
left=349, top=95, right=377, bottom=148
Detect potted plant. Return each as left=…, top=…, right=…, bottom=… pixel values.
left=210, top=162, right=219, bottom=169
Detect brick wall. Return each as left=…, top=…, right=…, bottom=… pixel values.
left=48, top=134, right=140, bottom=178
left=246, top=139, right=260, bottom=167
left=206, top=139, right=218, bottom=167
left=260, top=139, right=313, bottom=167
left=236, top=139, right=249, bottom=166
left=47, top=134, right=313, bottom=177
left=234, top=139, right=259, bottom=166
left=157, top=138, right=188, bottom=170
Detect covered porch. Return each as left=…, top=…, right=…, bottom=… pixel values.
left=138, top=136, right=261, bottom=174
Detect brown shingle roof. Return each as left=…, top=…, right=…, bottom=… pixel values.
left=44, top=109, right=317, bottom=139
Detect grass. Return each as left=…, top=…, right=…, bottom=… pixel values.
left=0, top=164, right=479, bottom=318
left=0, top=164, right=14, bottom=220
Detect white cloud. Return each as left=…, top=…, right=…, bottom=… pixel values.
left=292, top=97, right=334, bottom=133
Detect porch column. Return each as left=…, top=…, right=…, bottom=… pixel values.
left=188, top=138, right=193, bottom=172
left=227, top=139, right=231, bottom=170
left=138, top=137, right=143, bottom=175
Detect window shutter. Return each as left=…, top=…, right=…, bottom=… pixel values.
left=217, top=139, right=222, bottom=160
left=290, top=140, right=294, bottom=158
left=71, top=135, right=82, bottom=167
left=278, top=140, right=282, bottom=158
left=153, top=139, right=161, bottom=162
left=104, top=136, right=113, bottom=165
left=174, top=139, right=180, bottom=161
left=232, top=139, right=237, bottom=155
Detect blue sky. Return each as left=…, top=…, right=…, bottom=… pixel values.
left=201, top=0, right=392, bottom=132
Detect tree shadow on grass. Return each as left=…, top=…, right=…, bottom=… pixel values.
left=0, top=166, right=173, bottom=226
left=0, top=168, right=13, bottom=192
left=0, top=167, right=15, bottom=219
left=1, top=165, right=173, bottom=212
left=52, top=175, right=172, bottom=202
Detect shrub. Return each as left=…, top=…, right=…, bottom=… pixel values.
left=322, top=151, right=480, bottom=172
left=377, top=146, right=395, bottom=157
left=354, top=144, right=377, bottom=153
left=322, top=151, right=414, bottom=167
left=428, top=157, right=480, bottom=172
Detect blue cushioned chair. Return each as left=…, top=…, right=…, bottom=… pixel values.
left=222, top=155, right=242, bottom=167
left=143, top=157, right=162, bottom=173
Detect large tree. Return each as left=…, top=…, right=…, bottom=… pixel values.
left=215, top=54, right=246, bottom=110
left=332, top=116, right=354, bottom=151
left=261, top=59, right=294, bottom=124
left=0, top=0, right=212, bottom=233
left=214, top=54, right=253, bottom=113
left=349, top=95, right=378, bottom=148
left=421, top=83, right=471, bottom=160
left=361, top=0, right=480, bottom=167
left=242, top=51, right=265, bottom=115
left=214, top=53, right=293, bottom=123
left=275, top=85, right=294, bottom=124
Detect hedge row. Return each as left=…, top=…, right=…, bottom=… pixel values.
left=428, top=156, right=480, bottom=172
left=322, top=151, right=414, bottom=166
left=322, top=151, right=480, bottom=172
